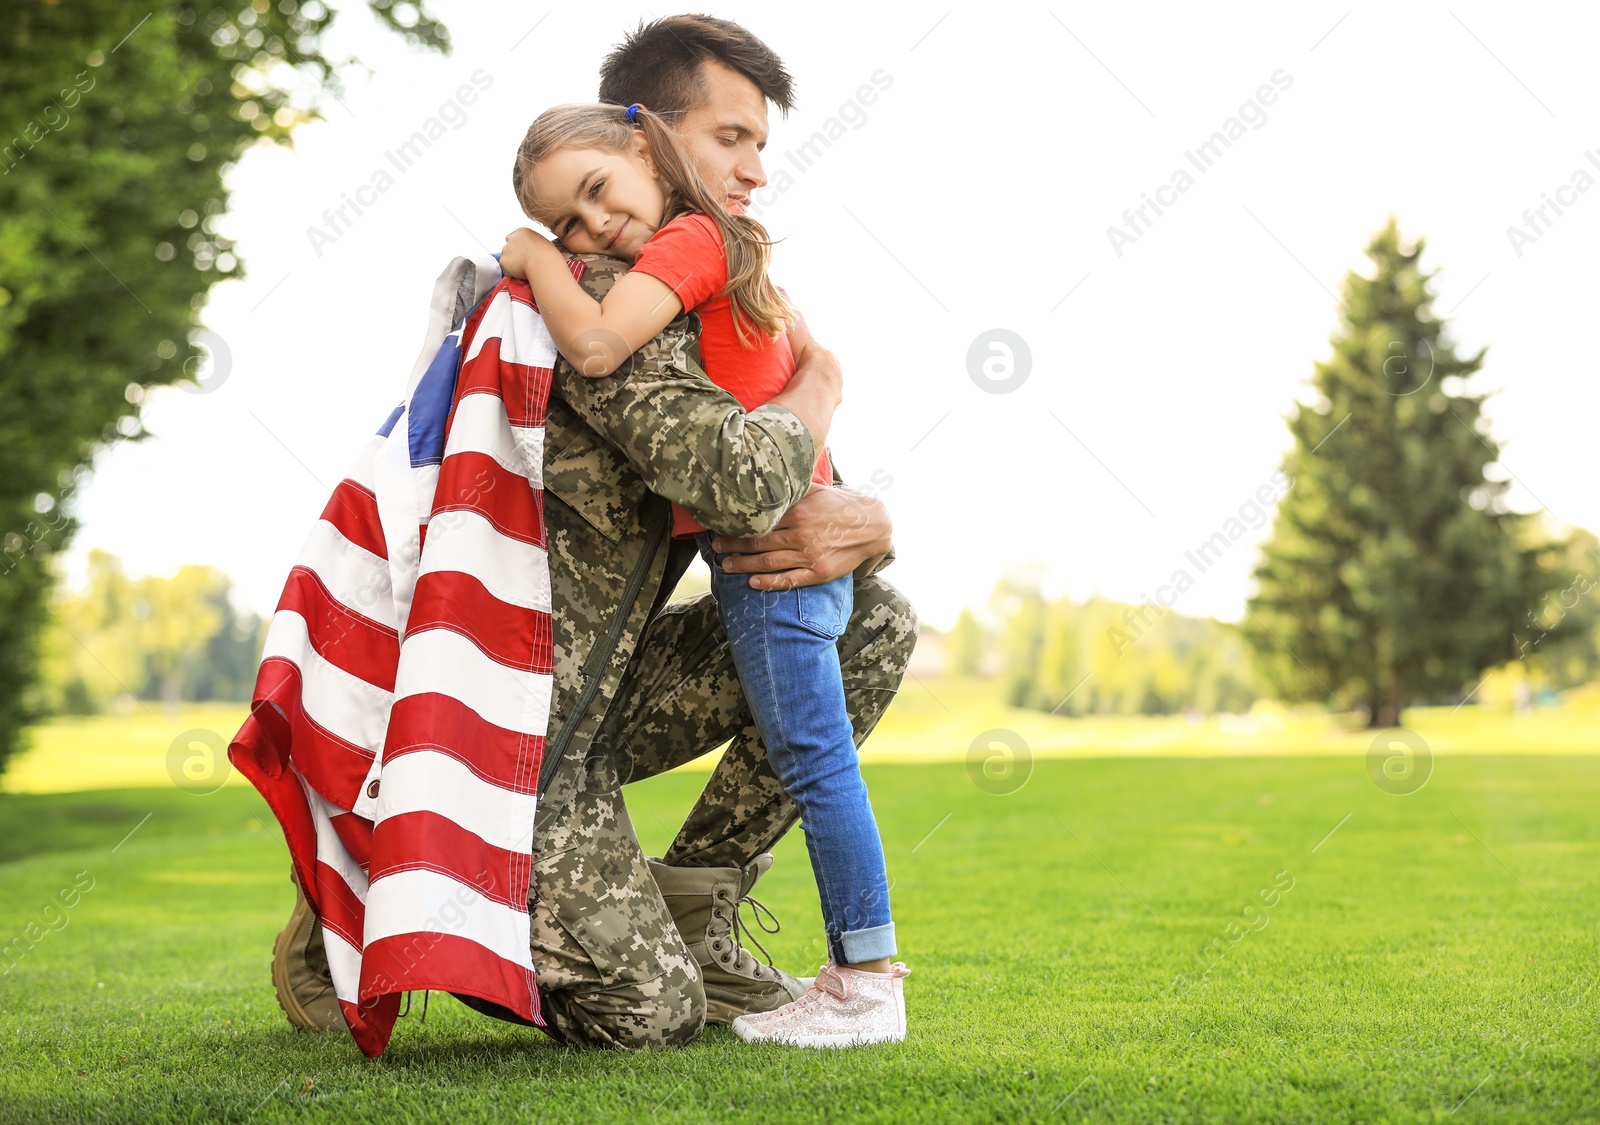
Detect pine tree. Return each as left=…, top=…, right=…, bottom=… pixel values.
left=1246, top=218, right=1557, bottom=727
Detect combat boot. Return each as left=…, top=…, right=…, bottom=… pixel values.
left=271, top=866, right=347, bottom=1032
left=648, top=854, right=807, bottom=1024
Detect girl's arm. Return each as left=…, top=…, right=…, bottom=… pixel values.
left=501, top=228, right=682, bottom=378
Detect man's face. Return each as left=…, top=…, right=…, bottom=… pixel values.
left=672, top=60, right=770, bottom=215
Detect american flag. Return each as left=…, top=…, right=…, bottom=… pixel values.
left=230, top=258, right=574, bottom=1056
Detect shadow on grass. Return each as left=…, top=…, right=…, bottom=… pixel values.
left=0, top=787, right=270, bottom=865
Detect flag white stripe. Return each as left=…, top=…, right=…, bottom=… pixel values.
left=298, top=768, right=374, bottom=898
left=463, top=290, right=557, bottom=368
left=323, top=926, right=365, bottom=1005
left=373, top=747, right=538, bottom=854
left=341, top=435, right=382, bottom=493
left=264, top=612, right=394, bottom=756
left=392, top=630, right=552, bottom=737
left=365, top=867, right=536, bottom=970
left=410, top=463, right=441, bottom=527
left=443, top=393, right=545, bottom=486
left=372, top=420, right=424, bottom=634
left=296, top=519, right=398, bottom=633
left=414, top=509, right=552, bottom=612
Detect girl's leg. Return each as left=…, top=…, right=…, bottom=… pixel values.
left=696, top=534, right=895, bottom=968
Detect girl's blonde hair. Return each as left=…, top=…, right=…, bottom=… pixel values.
left=512, top=103, right=795, bottom=345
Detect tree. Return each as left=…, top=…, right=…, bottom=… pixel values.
left=990, top=566, right=1047, bottom=708
left=0, top=1, right=447, bottom=774
left=946, top=608, right=987, bottom=677
left=37, top=550, right=145, bottom=714
left=988, top=583, right=1263, bottom=718
left=39, top=550, right=267, bottom=714
left=182, top=584, right=268, bottom=704
left=1506, top=523, right=1600, bottom=692
left=1245, top=218, right=1558, bottom=727
left=130, top=564, right=228, bottom=711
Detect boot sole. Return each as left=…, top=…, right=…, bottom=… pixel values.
left=704, top=996, right=781, bottom=1025
left=703, top=979, right=809, bottom=1025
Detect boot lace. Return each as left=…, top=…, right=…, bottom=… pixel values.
left=725, top=890, right=782, bottom=968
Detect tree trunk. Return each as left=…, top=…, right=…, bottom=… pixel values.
left=162, top=670, right=182, bottom=721
left=1369, top=670, right=1404, bottom=728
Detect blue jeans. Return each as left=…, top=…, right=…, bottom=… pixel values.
left=696, top=533, right=896, bottom=965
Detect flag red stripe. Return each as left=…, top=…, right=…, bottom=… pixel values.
left=383, top=695, right=544, bottom=796
left=253, top=659, right=377, bottom=811
left=360, top=931, right=539, bottom=1026
left=430, top=450, right=545, bottom=546
left=406, top=569, right=553, bottom=674
left=368, top=810, right=530, bottom=909
left=338, top=993, right=402, bottom=1059
left=319, top=479, right=387, bottom=560
left=277, top=566, right=400, bottom=691
left=312, top=857, right=369, bottom=953
left=459, top=363, right=554, bottom=428
left=329, top=810, right=375, bottom=870
left=228, top=704, right=319, bottom=890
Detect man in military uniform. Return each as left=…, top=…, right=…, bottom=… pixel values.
left=274, top=14, right=915, bottom=1049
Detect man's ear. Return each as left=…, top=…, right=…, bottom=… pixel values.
left=632, top=130, right=658, bottom=178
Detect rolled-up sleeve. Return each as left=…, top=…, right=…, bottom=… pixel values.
left=549, top=256, right=816, bottom=539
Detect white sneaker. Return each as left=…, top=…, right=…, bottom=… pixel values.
left=731, top=962, right=910, bottom=1048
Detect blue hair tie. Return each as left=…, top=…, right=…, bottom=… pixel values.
left=625, top=104, right=641, bottom=124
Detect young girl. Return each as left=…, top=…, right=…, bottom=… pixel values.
left=500, top=102, right=908, bottom=1048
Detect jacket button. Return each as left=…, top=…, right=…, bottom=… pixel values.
left=366, top=780, right=380, bottom=799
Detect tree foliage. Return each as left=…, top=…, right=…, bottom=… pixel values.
left=0, top=1, right=446, bottom=775
left=1509, top=526, right=1600, bottom=692
left=1245, top=218, right=1559, bottom=727
left=964, top=573, right=1262, bottom=717
left=39, top=549, right=265, bottom=714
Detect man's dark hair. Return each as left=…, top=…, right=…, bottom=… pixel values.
left=597, top=14, right=797, bottom=125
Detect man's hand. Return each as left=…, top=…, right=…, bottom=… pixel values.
left=501, top=227, right=560, bottom=280
left=711, top=485, right=892, bottom=589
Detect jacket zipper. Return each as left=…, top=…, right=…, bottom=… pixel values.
left=538, top=500, right=671, bottom=795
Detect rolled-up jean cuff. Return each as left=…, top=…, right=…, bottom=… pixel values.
left=839, top=922, right=897, bottom=965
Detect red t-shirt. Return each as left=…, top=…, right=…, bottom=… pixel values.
left=629, top=213, right=832, bottom=537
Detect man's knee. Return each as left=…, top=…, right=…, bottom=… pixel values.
left=541, top=968, right=706, bottom=1050
left=848, top=573, right=918, bottom=682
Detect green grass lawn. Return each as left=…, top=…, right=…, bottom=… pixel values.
left=1, top=755, right=1596, bottom=1122
left=7, top=692, right=1600, bottom=794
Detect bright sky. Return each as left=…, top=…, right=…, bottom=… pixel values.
left=66, top=2, right=1600, bottom=630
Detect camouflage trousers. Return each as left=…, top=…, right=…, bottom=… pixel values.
left=528, top=571, right=917, bottom=1050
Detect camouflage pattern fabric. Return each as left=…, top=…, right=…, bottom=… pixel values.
left=526, top=257, right=916, bottom=1049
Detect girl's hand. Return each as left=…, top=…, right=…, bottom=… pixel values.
left=500, top=227, right=558, bottom=280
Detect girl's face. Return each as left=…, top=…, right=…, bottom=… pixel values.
left=529, top=135, right=665, bottom=261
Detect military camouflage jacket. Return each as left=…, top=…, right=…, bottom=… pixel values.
left=535, top=255, right=885, bottom=793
